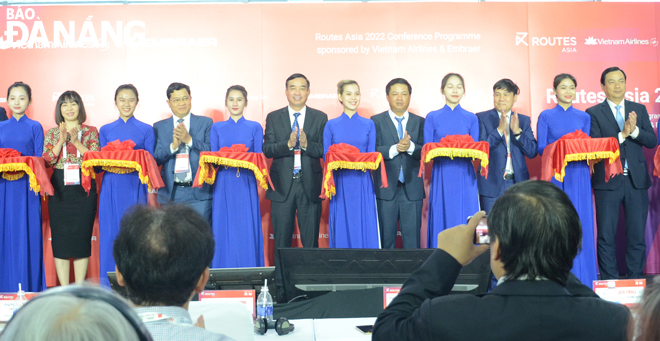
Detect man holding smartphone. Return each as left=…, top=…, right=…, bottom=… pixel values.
left=373, top=181, right=631, bottom=341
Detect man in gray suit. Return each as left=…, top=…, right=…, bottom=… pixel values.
left=153, top=82, right=213, bottom=224
left=372, top=78, right=425, bottom=248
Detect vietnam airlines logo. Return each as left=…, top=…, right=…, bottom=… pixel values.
left=585, top=37, right=598, bottom=45
left=515, top=32, right=528, bottom=46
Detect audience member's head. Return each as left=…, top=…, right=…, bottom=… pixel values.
left=489, top=180, right=582, bottom=286
left=0, top=285, right=150, bottom=341
left=113, top=204, right=215, bottom=308
left=636, top=276, right=660, bottom=341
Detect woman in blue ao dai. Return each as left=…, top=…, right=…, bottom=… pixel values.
left=0, top=82, right=45, bottom=292
left=98, top=85, right=155, bottom=287
left=537, top=74, right=596, bottom=285
left=210, top=85, right=264, bottom=268
left=323, top=80, right=380, bottom=248
left=424, top=73, right=479, bottom=248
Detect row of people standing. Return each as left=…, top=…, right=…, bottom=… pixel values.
left=410, top=67, right=655, bottom=287
left=366, top=68, right=655, bottom=288
left=0, top=82, right=266, bottom=291
left=0, top=66, right=655, bottom=292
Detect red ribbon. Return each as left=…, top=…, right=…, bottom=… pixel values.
left=321, top=143, right=387, bottom=200
left=193, top=144, right=274, bottom=191
left=541, top=130, right=622, bottom=182
left=0, top=149, right=54, bottom=196
left=419, top=134, right=490, bottom=178
left=80, top=140, right=164, bottom=193
left=219, top=145, right=249, bottom=153
left=101, top=139, right=137, bottom=151
left=0, top=148, right=21, bottom=158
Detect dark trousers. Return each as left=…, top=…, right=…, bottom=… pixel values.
left=376, top=182, right=422, bottom=249
left=271, top=177, right=321, bottom=301
left=170, top=185, right=212, bottom=226
left=271, top=177, right=322, bottom=250
left=594, top=175, right=648, bottom=279
left=479, top=178, right=515, bottom=214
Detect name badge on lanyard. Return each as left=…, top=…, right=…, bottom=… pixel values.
left=63, top=130, right=82, bottom=186
left=64, top=164, right=80, bottom=185
left=293, top=149, right=302, bottom=168
left=175, top=154, right=190, bottom=174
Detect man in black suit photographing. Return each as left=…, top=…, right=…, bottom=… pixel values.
left=371, top=78, right=424, bottom=248
left=373, top=181, right=631, bottom=341
left=587, top=66, right=657, bottom=280
left=263, top=73, right=328, bottom=253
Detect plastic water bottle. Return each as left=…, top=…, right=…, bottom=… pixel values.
left=256, top=279, right=274, bottom=322
left=13, top=283, right=27, bottom=314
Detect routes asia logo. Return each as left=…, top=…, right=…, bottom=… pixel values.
left=515, top=32, right=577, bottom=52
left=584, top=36, right=658, bottom=46
left=0, top=7, right=217, bottom=50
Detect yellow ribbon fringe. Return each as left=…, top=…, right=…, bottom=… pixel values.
left=323, top=154, right=383, bottom=200
left=554, top=150, right=620, bottom=182
left=197, top=155, right=270, bottom=190
left=81, top=159, right=154, bottom=189
left=0, top=163, right=41, bottom=194
left=424, top=148, right=489, bottom=169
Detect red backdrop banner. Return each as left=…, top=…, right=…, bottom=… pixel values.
left=1, top=2, right=659, bottom=287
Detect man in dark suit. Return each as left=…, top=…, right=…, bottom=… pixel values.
left=476, top=79, right=537, bottom=213
left=373, top=181, right=631, bottom=341
left=0, top=107, right=7, bottom=121
left=587, top=67, right=657, bottom=280
left=263, top=73, right=328, bottom=254
left=154, top=82, right=213, bottom=224
left=371, top=78, right=424, bottom=249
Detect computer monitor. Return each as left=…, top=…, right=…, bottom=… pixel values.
left=277, top=248, right=491, bottom=303
left=205, top=266, right=276, bottom=297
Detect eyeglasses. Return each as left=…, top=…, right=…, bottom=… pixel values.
left=170, top=97, right=190, bottom=104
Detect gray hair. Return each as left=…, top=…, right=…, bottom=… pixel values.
left=0, top=293, right=140, bottom=341
left=637, top=276, right=660, bottom=341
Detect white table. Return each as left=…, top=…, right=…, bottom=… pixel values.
left=313, top=317, right=376, bottom=341
left=254, top=317, right=376, bottom=341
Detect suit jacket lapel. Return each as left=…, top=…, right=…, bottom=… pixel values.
left=489, top=109, right=500, bottom=129
left=600, top=101, right=620, bottom=131
left=302, top=109, right=313, bottom=133
left=188, top=114, right=198, bottom=136
left=166, top=116, right=175, bottom=136
left=281, top=108, right=293, bottom=133
left=385, top=114, right=400, bottom=142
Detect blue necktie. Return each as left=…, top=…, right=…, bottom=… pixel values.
left=293, top=113, right=301, bottom=175
left=615, top=105, right=628, bottom=170
left=395, top=116, right=405, bottom=183
left=175, top=118, right=188, bottom=182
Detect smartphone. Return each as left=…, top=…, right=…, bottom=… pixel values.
left=468, top=215, right=489, bottom=245
left=356, top=325, right=374, bottom=334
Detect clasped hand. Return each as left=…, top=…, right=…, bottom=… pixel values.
left=287, top=127, right=307, bottom=149
left=57, top=122, right=81, bottom=146
left=497, top=111, right=522, bottom=136
left=397, top=132, right=411, bottom=153
left=171, top=123, right=192, bottom=150
left=622, top=111, right=637, bottom=139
